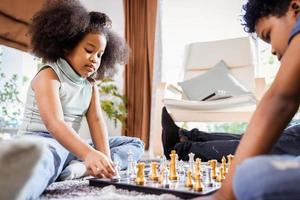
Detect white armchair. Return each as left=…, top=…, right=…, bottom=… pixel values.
left=149, top=37, right=266, bottom=156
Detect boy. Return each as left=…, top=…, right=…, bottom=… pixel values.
left=193, top=0, right=300, bottom=199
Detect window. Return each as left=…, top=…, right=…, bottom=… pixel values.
left=0, top=45, right=39, bottom=132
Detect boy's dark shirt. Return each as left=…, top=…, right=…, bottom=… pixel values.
left=289, top=16, right=300, bottom=43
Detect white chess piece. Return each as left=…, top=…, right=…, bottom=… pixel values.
left=188, top=153, right=195, bottom=174
left=126, top=149, right=136, bottom=181
left=111, top=159, right=121, bottom=182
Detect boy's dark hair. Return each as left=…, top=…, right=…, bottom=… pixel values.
left=29, top=0, right=129, bottom=79
left=242, top=0, right=292, bottom=33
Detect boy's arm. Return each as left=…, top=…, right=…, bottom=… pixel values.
left=205, top=34, right=300, bottom=200
left=86, top=85, right=111, bottom=158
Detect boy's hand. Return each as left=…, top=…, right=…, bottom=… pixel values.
left=84, top=149, right=116, bottom=178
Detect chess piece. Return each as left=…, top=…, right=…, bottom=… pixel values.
left=135, top=162, right=145, bottom=185
left=185, top=170, right=193, bottom=188
left=221, top=156, right=227, bottom=174
left=161, top=167, right=170, bottom=188
left=216, top=166, right=226, bottom=182
left=169, top=151, right=178, bottom=180
left=150, top=162, right=159, bottom=182
left=227, top=154, right=234, bottom=172
left=220, top=166, right=226, bottom=181
left=204, top=167, right=213, bottom=187
left=159, top=166, right=167, bottom=184
left=160, top=155, right=167, bottom=172
left=188, top=152, right=195, bottom=174
left=178, top=160, right=185, bottom=183
left=126, top=149, right=136, bottom=181
left=194, top=174, right=203, bottom=192
left=194, top=158, right=201, bottom=178
left=209, top=159, right=217, bottom=179
left=111, top=160, right=121, bottom=182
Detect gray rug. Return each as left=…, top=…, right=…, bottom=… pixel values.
left=39, top=178, right=181, bottom=200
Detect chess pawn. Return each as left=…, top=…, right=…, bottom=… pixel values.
left=169, top=151, right=178, bottom=180
left=159, top=167, right=165, bottom=184
left=185, top=170, right=193, bottom=188
left=209, top=159, right=217, bottom=179
left=150, top=162, right=159, bottom=182
left=135, top=162, right=145, bottom=185
left=194, top=174, right=203, bottom=192
left=161, top=168, right=170, bottom=188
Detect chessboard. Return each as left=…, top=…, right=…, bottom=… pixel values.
left=89, top=151, right=234, bottom=199
left=89, top=162, right=221, bottom=199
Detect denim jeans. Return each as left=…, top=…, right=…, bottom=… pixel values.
left=233, top=155, right=300, bottom=200
left=21, top=132, right=144, bottom=200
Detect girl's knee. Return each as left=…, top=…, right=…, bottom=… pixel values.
left=131, top=137, right=144, bottom=149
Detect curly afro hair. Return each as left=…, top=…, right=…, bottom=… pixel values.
left=29, top=0, right=129, bottom=80
left=242, top=0, right=292, bottom=33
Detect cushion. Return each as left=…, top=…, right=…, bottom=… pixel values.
left=178, top=60, right=251, bottom=101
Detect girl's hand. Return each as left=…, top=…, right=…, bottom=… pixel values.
left=84, top=149, right=116, bottom=178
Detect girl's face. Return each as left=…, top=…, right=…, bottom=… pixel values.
left=65, top=33, right=107, bottom=78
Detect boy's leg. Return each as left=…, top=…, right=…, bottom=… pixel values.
left=179, top=128, right=242, bottom=142
left=271, top=124, right=300, bottom=155
left=161, top=106, right=241, bottom=159
left=0, top=137, right=44, bottom=200
left=109, top=136, right=144, bottom=170
left=20, top=133, right=70, bottom=199
left=233, top=155, right=300, bottom=200
left=175, top=140, right=239, bottom=161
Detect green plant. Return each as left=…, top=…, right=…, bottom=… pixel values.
left=97, top=78, right=127, bottom=128
left=0, top=68, right=23, bottom=128
left=207, top=122, right=247, bottom=134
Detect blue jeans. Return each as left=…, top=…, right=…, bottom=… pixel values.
left=233, top=155, right=300, bottom=200
left=21, top=132, right=144, bottom=200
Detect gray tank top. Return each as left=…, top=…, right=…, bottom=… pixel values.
left=18, top=58, right=93, bottom=135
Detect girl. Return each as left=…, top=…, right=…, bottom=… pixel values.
left=16, top=0, right=144, bottom=199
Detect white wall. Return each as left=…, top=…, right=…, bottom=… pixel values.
left=161, top=0, right=247, bottom=83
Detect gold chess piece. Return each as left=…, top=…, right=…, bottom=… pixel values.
left=227, top=154, right=234, bottom=171
left=150, top=162, right=159, bottom=182
left=169, top=150, right=178, bottom=180
left=209, top=159, right=217, bottom=179
left=194, top=174, right=203, bottom=192
left=221, top=156, right=227, bottom=174
left=135, top=162, right=145, bottom=185
left=194, top=158, right=201, bottom=178
left=185, top=170, right=193, bottom=188
left=216, top=166, right=226, bottom=182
